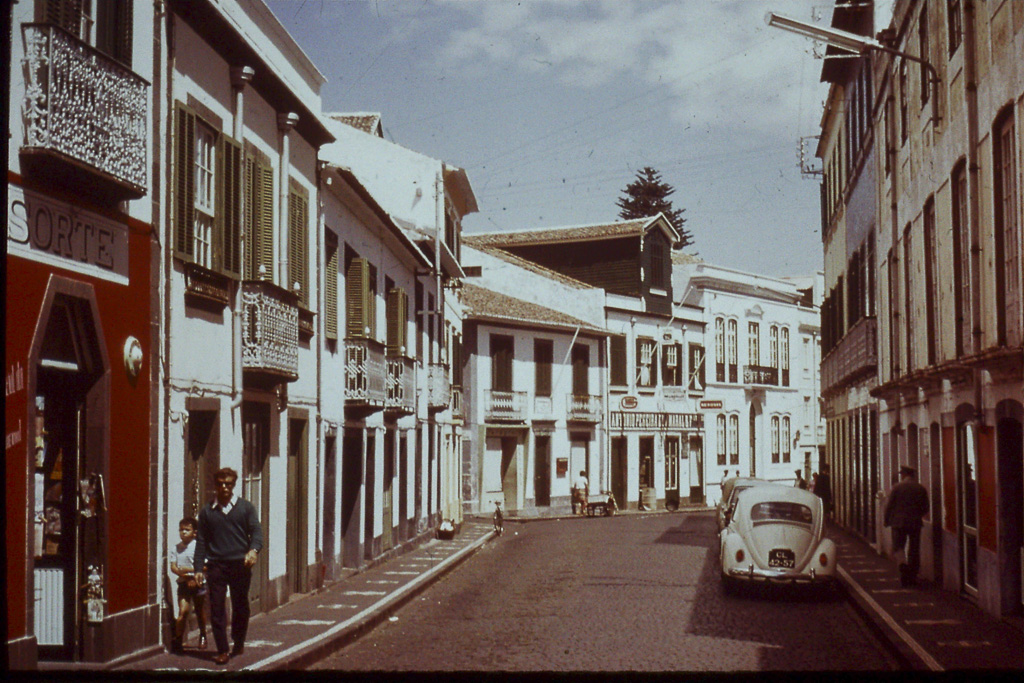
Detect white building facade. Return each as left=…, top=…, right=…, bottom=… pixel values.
left=674, top=258, right=825, bottom=505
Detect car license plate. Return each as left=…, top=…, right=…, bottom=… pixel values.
left=769, top=548, right=795, bottom=568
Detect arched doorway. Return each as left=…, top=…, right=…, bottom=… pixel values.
left=29, top=284, right=109, bottom=661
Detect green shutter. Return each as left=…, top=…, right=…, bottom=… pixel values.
left=173, top=103, right=196, bottom=261
left=386, top=288, right=408, bottom=356
left=217, top=135, right=243, bottom=278
left=244, top=155, right=256, bottom=280
left=325, top=234, right=338, bottom=340
left=288, top=183, right=309, bottom=306
left=259, top=164, right=275, bottom=281
left=346, top=257, right=370, bottom=338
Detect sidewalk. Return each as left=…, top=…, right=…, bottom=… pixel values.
left=111, top=519, right=495, bottom=673
left=829, top=523, right=1023, bottom=671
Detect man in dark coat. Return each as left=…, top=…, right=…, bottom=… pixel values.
left=194, top=467, right=263, bottom=664
left=815, top=463, right=833, bottom=517
left=884, top=465, right=930, bottom=586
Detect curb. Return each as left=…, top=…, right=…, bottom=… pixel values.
left=836, top=564, right=941, bottom=672
left=251, top=529, right=496, bottom=671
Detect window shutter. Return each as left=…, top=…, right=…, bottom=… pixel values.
left=386, top=288, right=408, bottom=356
left=325, top=234, right=338, bottom=340
left=346, top=257, right=370, bottom=338
left=216, top=135, right=243, bottom=278
left=45, top=0, right=83, bottom=37
left=288, top=183, right=309, bottom=306
left=173, top=103, right=196, bottom=261
left=115, top=0, right=132, bottom=67
left=609, top=335, right=626, bottom=386
left=244, top=155, right=257, bottom=280
left=258, top=163, right=275, bottom=280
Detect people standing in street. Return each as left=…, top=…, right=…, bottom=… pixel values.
left=884, top=465, right=930, bottom=587
left=815, top=464, right=833, bottom=518
left=572, top=470, right=589, bottom=515
left=169, top=517, right=207, bottom=652
left=794, top=470, right=808, bottom=490
left=194, top=468, right=263, bottom=665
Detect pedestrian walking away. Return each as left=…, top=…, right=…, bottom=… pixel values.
left=883, top=465, right=929, bottom=587
left=493, top=501, right=503, bottom=535
left=572, top=470, right=589, bottom=515
left=794, top=469, right=808, bottom=490
left=194, top=467, right=263, bottom=665
left=169, top=517, right=207, bottom=653
left=815, top=464, right=833, bottom=518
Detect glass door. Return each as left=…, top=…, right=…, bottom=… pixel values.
left=958, top=422, right=979, bottom=596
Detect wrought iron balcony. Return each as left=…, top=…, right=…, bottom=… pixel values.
left=484, top=390, right=527, bottom=422
left=20, top=24, right=148, bottom=201
left=821, top=316, right=877, bottom=394
left=743, top=364, right=779, bottom=386
left=567, top=394, right=603, bottom=422
left=385, top=356, right=415, bottom=415
left=345, top=338, right=386, bottom=409
left=427, top=363, right=451, bottom=410
left=241, top=281, right=299, bottom=383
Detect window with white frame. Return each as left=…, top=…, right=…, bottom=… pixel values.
left=717, top=414, right=727, bottom=466
left=727, top=319, right=738, bottom=382
left=728, top=414, right=739, bottom=465
left=782, top=416, right=791, bottom=463
left=715, top=317, right=725, bottom=382
left=193, top=124, right=216, bottom=269
left=771, top=416, right=780, bottom=464
left=665, top=436, right=680, bottom=489
left=781, top=327, right=790, bottom=386
left=637, top=337, right=657, bottom=388
left=769, top=325, right=779, bottom=371
left=748, top=322, right=760, bottom=367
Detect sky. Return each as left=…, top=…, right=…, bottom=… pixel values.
left=264, top=0, right=835, bottom=279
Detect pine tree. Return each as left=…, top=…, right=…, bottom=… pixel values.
left=616, top=166, right=693, bottom=249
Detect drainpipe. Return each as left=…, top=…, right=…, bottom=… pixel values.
left=159, top=1, right=174, bottom=644
left=229, top=66, right=254, bottom=412
left=435, top=169, right=443, bottom=519
left=963, top=0, right=985, bottom=426
left=314, top=160, right=326, bottom=581
left=278, top=113, right=299, bottom=287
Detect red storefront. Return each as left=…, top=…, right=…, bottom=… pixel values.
left=6, top=176, right=157, bottom=667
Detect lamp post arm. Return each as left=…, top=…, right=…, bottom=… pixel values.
left=865, top=44, right=942, bottom=127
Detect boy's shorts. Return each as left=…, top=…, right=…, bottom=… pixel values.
left=177, top=580, right=206, bottom=602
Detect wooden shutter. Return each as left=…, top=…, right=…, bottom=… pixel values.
left=490, top=336, right=513, bottom=392
left=572, top=344, right=589, bottom=394
left=258, top=162, right=275, bottom=280
left=115, top=0, right=132, bottom=66
left=386, top=288, right=408, bottom=356
left=288, top=182, right=309, bottom=306
left=45, top=0, right=84, bottom=37
left=609, top=335, right=626, bottom=386
left=534, top=339, right=552, bottom=397
left=173, top=103, right=196, bottom=261
left=346, top=257, right=370, bottom=338
left=216, top=135, right=243, bottom=278
left=324, top=233, right=338, bottom=340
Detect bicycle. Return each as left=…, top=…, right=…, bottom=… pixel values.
left=492, top=501, right=503, bottom=535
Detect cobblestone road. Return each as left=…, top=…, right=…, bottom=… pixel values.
left=311, top=511, right=898, bottom=671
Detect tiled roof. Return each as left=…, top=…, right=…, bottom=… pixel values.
left=461, top=283, right=606, bottom=334
left=468, top=245, right=595, bottom=290
left=463, top=217, right=657, bottom=248
left=330, top=113, right=382, bottom=137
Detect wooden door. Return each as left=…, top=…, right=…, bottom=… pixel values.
left=242, top=402, right=270, bottom=613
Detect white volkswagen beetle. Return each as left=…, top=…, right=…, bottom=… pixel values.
left=720, top=483, right=837, bottom=590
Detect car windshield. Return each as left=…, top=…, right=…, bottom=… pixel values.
left=750, top=501, right=812, bottom=525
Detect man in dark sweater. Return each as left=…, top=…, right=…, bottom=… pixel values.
left=884, top=465, right=930, bottom=587
left=194, top=467, right=263, bottom=664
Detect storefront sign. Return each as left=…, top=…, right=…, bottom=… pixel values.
left=699, top=400, right=723, bottom=410
left=8, top=184, right=130, bottom=284
left=619, top=396, right=638, bottom=410
left=610, top=411, right=703, bottom=431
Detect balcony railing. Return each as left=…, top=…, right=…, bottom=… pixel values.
left=21, top=24, right=148, bottom=199
left=566, top=394, right=603, bottom=422
left=821, top=316, right=877, bottom=393
left=484, top=390, right=527, bottom=422
left=743, top=364, right=779, bottom=386
left=241, top=281, right=299, bottom=382
left=385, top=356, right=415, bottom=415
left=427, top=363, right=451, bottom=410
left=345, top=338, right=386, bottom=408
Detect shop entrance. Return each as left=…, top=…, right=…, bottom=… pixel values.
left=242, top=401, right=271, bottom=613
left=534, top=436, right=551, bottom=507
left=31, top=291, right=107, bottom=662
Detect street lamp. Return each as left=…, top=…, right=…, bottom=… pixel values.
left=765, top=11, right=941, bottom=126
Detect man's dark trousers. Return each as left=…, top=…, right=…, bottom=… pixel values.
left=207, top=559, right=252, bottom=653
left=892, top=524, right=922, bottom=584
